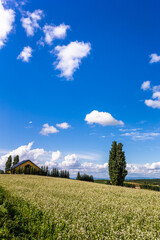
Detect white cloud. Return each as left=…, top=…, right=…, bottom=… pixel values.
left=149, top=53, right=160, bottom=63
left=121, top=130, right=160, bottom=140
left=0, top=0, right=15, bottom=49
left=0, top=142, right=45, bottom=169
left=141, top=81, right=151, bottom=91
left=85, top=110, right=124, bottom=126
left=56, top=122, right=71, bottom=129
left=21, top=9, right=44, bottom=36
left=145, top=99, right=160, bottom=109
left=119, top=128, right=142, bottom=132
left=54, top=41, right=91, bottom=80
left=43, top=23, right=70, bottom=45
left=51, top=150, right=61, bottom=161
left=153, top=85, right=160, bottom=92
left=17, top=46, right=32, bottom=62
left=152, top=91, right=160, bottom=100
left=60, top=154, right=80, bottom=168
left=40, top=123, right=59, bottom=136
left=127, top=162, right=160, bottom=176
left=142, top=81, right=160, bottom=109
left=45, top=150, right=62, bottom=168
left=81, top=162, right=108, bottom=173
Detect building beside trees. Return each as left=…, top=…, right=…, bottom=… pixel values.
left=5, top=158, right=70, bottom=179
left=7, top=159, right=41, bottom=174
left=108, top=141, right=127, bottom=186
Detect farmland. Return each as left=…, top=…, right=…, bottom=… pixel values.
left=0, top=175, right=160, bottom=239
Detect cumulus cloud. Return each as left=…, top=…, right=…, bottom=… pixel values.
left=141, top=81, right=151, bottom=91
left=60, top=154, right=80, bottom=168
left=149, top=53, right=160, bottom=63
left=141, top=81, right=160, bottom=109
left=152, top=91, right=160, bottom=100
left=127, top=162, right=160, bottom=176
left=0, top=0, right=15, bottom=49
left=40, top=123, right=59, bottom=136
left=17, top=46, right=32, bottom=62
left=21, top=9, right=44, bottom=36
left=145, top=99, right=160, bottom=109
left=81, top=162, right=108, bottom=173
left=85, top=110, right=124, bottom=126
left=45, top=150, right=62, bottom=168
left=54, top=41, right=91, bottom=80
left=56, top=122, right=71, bottom=129
left=43, top=23, right=70, bottom=45
left=51, top=150, right=61, bottom=161
left=0, top=142, right=45, bottom=169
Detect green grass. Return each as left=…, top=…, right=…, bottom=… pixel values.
left=0, top=175, right=160, bottom=239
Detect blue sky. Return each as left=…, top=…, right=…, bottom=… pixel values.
left=1, top=0, right=160, bottom=178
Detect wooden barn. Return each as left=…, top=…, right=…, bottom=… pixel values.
left=7, top=160, right=41, bottom=174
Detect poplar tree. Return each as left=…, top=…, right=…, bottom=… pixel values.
left=76, top=171, right=81, bottom=180
left=13, top=155, right=19, bottom=166
left=108, top=141, right=127, bottom=186
left=5, top=155, right=12, bottom=173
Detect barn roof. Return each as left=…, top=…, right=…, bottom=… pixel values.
left=10, top=160, right=40, bottom=170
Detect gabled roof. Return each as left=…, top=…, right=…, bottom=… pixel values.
left=11, top=160, right=29, bottom=169
left=10, top=160, right=40, bottom=170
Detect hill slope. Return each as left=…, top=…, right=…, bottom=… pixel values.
left=0, top=175, right=160, bottom=239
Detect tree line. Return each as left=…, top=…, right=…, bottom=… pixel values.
left=76, top=172, right=94, bottom=182
left=40, top=167, right=70, bottom=178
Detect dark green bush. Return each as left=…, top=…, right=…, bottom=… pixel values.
left=140, top=184, right=160, bottom=191
left=123, top=183, right=136, bottom=188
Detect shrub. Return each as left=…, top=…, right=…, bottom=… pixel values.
left=123, top=183, right=136, bottom=188
left=140, top=184, right=160, bottom=191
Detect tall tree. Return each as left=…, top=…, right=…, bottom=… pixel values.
left=5, top=155, right=12, bottom=173
left=76, top=171, right=81, bottom=180
left=108, top=141, right=127, bottom=186
left=13, top=155, right=19, bottom=166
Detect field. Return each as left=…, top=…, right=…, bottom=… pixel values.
left=0, top=175, right=160, bottom=239
left=126, top=179, right=160, bottom=186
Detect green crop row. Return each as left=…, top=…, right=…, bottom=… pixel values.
left=0, top=186, right=56, bottom=240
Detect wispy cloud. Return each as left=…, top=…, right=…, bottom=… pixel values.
left=121, top=130, right=160, bottom=140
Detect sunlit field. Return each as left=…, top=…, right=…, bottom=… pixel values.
left=0, top=175, right=160, bottom=239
